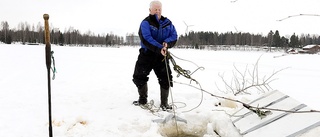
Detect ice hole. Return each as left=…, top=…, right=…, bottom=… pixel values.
left=157, top=117, right=209, bottom=137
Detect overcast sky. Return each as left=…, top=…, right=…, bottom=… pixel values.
left=1, top=0, right=320, bottom=37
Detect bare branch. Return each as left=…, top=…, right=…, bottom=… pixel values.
left=217, top=55, right=288, bottom=95
left=277, top=14, right=320, bottom=21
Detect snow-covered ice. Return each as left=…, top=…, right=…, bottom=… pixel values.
left=0, top=43, right=319, bottom=137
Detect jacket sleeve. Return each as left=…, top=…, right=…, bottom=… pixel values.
left=139, top=21, right=163, bottom=53
left=164, top=24, right=178, bottom=48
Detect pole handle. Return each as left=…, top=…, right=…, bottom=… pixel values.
left=43, top=14, right=50, bottom=46
left=43, top=14, right=51, bottom=69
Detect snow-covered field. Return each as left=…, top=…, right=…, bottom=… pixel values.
left=0, top=43, right=319, bottom=137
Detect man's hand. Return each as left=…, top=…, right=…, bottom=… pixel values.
left=163, top=42, right=168, bottom=48
left=161, top=47, right=167, bottom=56
left=161, top=42, right=168, bottom=56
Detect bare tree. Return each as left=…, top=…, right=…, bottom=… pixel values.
left=21, top=22, right=30, bottom=44
left=217, top=56, right=288, bottom=95
left=37, top=22, right=43, bottom=43
left=1, top=21, right=9, bottom=43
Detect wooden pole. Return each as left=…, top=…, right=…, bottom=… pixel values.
left=43, top=13, right=53, bottom=137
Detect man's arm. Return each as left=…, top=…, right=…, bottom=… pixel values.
left=164, top=25, right=178, bottom=48
left=139, top=21, right=163, bottom=53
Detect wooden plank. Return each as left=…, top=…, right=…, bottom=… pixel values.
left=232, top=90, right=287, bottom=123
left=231, top=90, right=320, bottom=137
left=244, top=107, right=320, bottom=137
left=241, top=104, right=306, bottom=135
left=287, top=121, right=320, bottom=137
left=232, top=93, right=289, bottom=123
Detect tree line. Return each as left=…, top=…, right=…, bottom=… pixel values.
left=0, top=21, right=123, bottom=46
left=177, top=30, right=320, bottom=49
left=1, top=21, right=320, bottom=49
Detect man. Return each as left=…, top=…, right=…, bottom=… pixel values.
left=132, top=0, right=178, bottom=111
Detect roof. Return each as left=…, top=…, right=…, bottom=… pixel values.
left=302, top=44, right=319, bottom=49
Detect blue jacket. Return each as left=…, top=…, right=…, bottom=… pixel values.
left=138, top=14, right=178, bottom=54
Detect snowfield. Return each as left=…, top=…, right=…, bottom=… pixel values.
left=0, top=43, right=319, bottom=137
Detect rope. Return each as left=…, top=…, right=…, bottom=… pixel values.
left=167, top=52, right=204, bottom=84
left=50, top=51, right=57, bottom=80
left=164, top=53, right=179, bottom=135
left=138, top=100, right=163, bottom=117
left=166, top=51, right=207, bottom=113
left=138, top=100, right=187, bottom=118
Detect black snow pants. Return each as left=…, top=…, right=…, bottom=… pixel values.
left=132, top=48, right=172, bottom=89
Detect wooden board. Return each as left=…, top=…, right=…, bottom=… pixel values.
left=230, top=90, right=320, bottom=137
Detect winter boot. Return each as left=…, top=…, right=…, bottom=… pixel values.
left=160, top=87, right=172, bottom=111
left=133, top=84, right=148, bottom=106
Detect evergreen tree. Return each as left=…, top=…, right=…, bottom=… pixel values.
left=58, top=32, right=64, bottom=46
left=6, top=34, right=12, bottom=44
left=105, top=34, right=112, bottom=46
left=272, top=30, right=281, bottom=47
left=281, top=36, right=289, bottom=49
left=289, top=33, right=300, bottom=48
left=267, top=30, right=274, bottom=51
left=0, top=32, right=4, bottom=43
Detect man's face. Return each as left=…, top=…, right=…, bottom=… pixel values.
left=149, top=4, right=162, bottom=19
